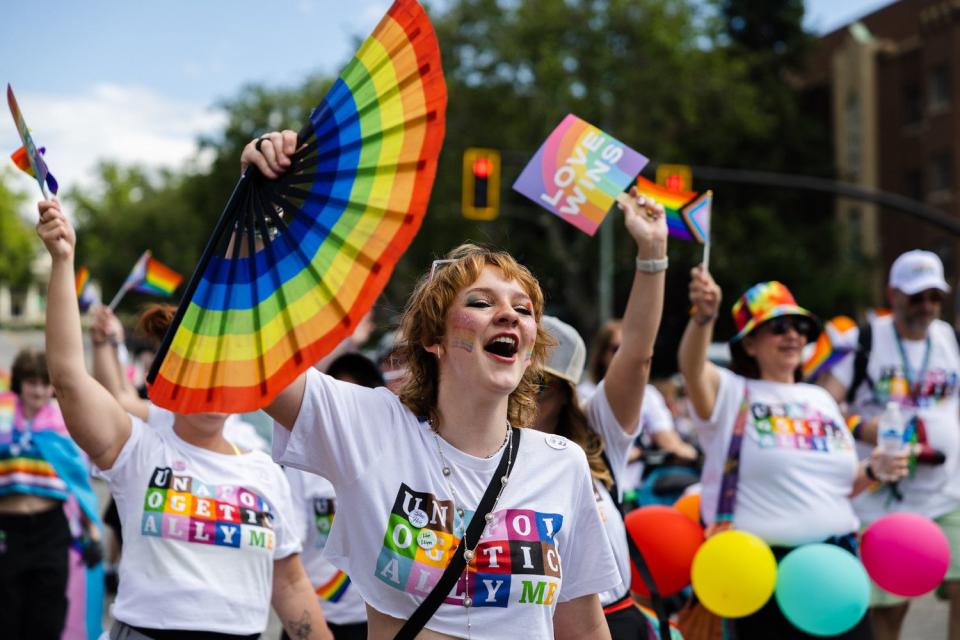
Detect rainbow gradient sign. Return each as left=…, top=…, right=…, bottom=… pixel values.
left=513, top=114, right=649, bottom=236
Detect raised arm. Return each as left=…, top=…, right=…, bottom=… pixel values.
left=678, top=266, right=723, bottom=420
left=89, top=305, right=149, bottom=421
left=38, top=199, right=131, bottom=470
left=601, top=187, right=668, bottom=433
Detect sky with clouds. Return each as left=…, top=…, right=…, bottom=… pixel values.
left=1, top=0, right=892, bottom=203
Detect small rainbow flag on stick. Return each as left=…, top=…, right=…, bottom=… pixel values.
left=7, top=85, right=58, bottom=197
left=108, top=251, right=183, bottom=310
left=636, top=175, right=713, bottom=267
left=75, top=266, right=96, bottom=312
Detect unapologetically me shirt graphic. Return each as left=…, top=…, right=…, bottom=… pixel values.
left=871, top=366, right=958, bottom=408
left=749, top=401, right=853, bottom=452
left=377, top=483, right=563, bottom=608
left=141, top=466, right=276, bottom=551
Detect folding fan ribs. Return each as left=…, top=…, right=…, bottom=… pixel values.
left=146, top=0, right=447, bottom=413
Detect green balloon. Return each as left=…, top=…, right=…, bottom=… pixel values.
left=775, top=544, right=869, bottom=637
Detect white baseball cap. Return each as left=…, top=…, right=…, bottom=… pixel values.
left=541, top=315, right=586, bottom=385
left=889, top=250, right=951, bottom=295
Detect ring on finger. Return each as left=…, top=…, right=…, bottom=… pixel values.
left=255, top=136, right=268, bottom=152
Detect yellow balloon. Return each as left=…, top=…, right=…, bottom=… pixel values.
left=691, top=530, right=777, bottom=618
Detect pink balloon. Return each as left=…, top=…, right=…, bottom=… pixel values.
left=861, top=513, right=950, bottom=597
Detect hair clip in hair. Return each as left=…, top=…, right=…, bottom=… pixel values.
left=429, top=258, right=456, bottom=282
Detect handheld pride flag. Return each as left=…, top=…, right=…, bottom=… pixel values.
left=108, top=251, right=182, bottom=310
left=635, top=176, right=709, bottom=243
left=146, top=0, right=447, bottom=414
left=802, top=315, right=858, bottom=381
left=7, top=85, right=58, bottom=197
left=11, top=145, right=58, bottom=195
left=75, top=266, right=97, bottom=313
left=513, top=114, right=649, bottom=236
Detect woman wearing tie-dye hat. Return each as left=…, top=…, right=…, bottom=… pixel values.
left=678, top=268, right=908, bottom=639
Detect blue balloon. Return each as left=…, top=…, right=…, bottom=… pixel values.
left=775, top=544, right=870, bottom=637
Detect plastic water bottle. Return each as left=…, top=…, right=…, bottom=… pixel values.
left=875, top=402, right=905, bottom=481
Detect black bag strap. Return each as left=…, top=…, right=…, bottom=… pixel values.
left=599, top=448, right=622, bottom=515
left=394, top=427, right=521, bottom=640
left=847, top=321, right=873, bottom=404
left=625, top=529, right=672, bottom=640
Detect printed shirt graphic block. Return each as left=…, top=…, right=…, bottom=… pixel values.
left=139, top=466, right=275, bottom=553
left=377, top=483, right=565, bottom=608
left=513, top=114, right=649, bottom=236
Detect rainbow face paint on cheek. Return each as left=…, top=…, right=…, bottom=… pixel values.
left=449, top=310, right=481, bottom=353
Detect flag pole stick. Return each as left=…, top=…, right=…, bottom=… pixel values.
left=107, top=285, right=128, bottom=312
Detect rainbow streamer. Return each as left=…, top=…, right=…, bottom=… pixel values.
left=7, top=85, right=57, bottom=196
left=315, top=570, right=351, bottom=602
left=802, top=315, right=858, bottom=380
left=146, top=0, right=447, bottom=413
left=635, top=176, right=702, bottom=242
left=0, top=371, right=10, bottom=394
left=513, top=114, right=649, bottom=236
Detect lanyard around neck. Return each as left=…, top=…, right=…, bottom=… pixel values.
left=893, top=327, right=931, bottom=402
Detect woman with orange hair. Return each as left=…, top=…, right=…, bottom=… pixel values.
left=245, top=130, right=639, bottom=639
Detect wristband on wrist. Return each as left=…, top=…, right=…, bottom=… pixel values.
left=635, top=256, right=668, bottom=273
left=865, top=460, right=878, bottom=482
left=693, top=313, right=716, bottom=327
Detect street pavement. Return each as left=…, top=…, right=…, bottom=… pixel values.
left=2, top=329, right=951, bottom=638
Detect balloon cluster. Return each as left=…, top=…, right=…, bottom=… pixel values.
left=625, top=500, right=950, bottom=637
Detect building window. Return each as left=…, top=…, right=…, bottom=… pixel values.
left=905, top=170, right=923, bottom=201
left=929, top=65, right=950, bottom=109
left=931, top=153, right=952, bottom=192
left=904, top=85, right=922, bottom=125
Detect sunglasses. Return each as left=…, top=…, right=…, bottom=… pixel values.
left=908, top=290, right=944, bottom=306
left=761, top=315, right=816, bottom=337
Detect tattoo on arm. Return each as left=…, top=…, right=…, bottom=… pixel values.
left=287, top=610, right=312, bottom=640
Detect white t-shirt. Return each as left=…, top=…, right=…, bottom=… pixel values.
left=620, top=385, right=676, bottom=494
left=692, top=368, right=860, bottom=546
left=273, top=369, right=620, bottom=639
left=146, top=404, right=269, bottom=453
left=584, top=380, right=641, bottom=606
left=98, top=416, right=300, bottom=634
left=832, top=316, right=960, bottom=521
left=285, top=467, right=368, bottom=625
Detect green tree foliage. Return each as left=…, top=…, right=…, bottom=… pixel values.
left=67, top=0, right=866, bottom=372
left=0, top=171, right=35, bottom=288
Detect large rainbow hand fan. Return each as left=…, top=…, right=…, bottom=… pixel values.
left=147, top=0, right=446, bottom=413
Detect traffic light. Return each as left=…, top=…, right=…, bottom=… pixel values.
left=462, top=148, right=500, bottom=220
left=656, top=163, right=692, bottom=194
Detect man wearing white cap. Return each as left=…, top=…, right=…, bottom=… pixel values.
left=821, top=250, right=960, bottom=640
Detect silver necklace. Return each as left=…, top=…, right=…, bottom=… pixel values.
left=430, top=421, right=514, bottom=639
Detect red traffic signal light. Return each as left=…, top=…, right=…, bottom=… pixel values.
left=473, top=157, right=491, bottom=179
left=463, top=148, right=501, bottom=220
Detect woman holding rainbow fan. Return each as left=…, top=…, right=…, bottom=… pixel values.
left=37, top=196, right=333, bottom=640
left=678, top=266, right=909, bottom=638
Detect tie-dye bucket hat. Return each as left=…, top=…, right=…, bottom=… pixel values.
left=730, top=281, right=819, bottom=343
